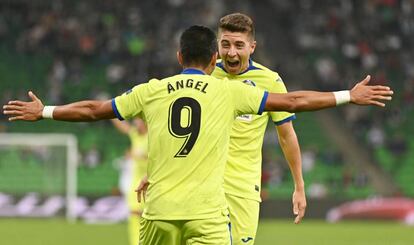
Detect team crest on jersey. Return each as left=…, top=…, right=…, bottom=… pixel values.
left=242, top=79, right=256, bottom=86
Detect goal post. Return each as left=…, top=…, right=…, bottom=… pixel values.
left=0, top=133, right=78, bottom=222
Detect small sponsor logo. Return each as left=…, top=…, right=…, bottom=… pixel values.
left=255, top=185, right=260, bottom=192
left=241, top=237, right=254, bottom=243
left=236, top=114, right=253, bottom=122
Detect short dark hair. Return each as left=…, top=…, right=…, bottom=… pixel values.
left=180, top=25, right=217, bottom=68
left=218, top=13, right=255, bottom=39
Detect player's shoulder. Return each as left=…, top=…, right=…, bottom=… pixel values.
left=130, top=78, right=161, bottom=88
left=127, top=78, right=163, bottom=97
left=250, top=60, right=281, bottom=80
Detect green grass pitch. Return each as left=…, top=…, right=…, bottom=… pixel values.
left=2, top=218, right=413, bottom=245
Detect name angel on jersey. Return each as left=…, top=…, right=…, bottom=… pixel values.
left=167, top=79, right=208, bottom=94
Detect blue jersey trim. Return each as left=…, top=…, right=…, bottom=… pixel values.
left=238, top=59, right=262, bottom=75
left=274, top=115, right=296, bottom=126
left=216, top=62, right=227, bottom=72
left=111, top=99, right=124, bottom=121
left=258, top=91, right=269, bottom=115
left=181, top=68, right=205, bottom=75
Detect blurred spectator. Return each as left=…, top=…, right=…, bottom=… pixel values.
left=367, top=124, right=385, bottom=149
left=387, top=134, right=408, bottom=158
left=402, top=78, right=414, bottom=109
left=353, top=171, right=369, bottom=188
left=106, top=64, right=126, bottom=84
left=301, top=148, right=316, bottom=173
left=320, top=149, right=343, bottom=167
left=47, top=58, right=66, bottom=104
left=308, top=182, right=328, bottom=199
left=83, top=146, right=101, bottom=169
left=262, top=155, right=285, bottom=189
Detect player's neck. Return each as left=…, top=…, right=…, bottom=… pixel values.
left=239, top=58, right=252, bottom=74
left=182, top=66, right=207, bottom=75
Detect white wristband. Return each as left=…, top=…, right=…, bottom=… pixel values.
left=333, top=90, right=351, bottom=105
left=42, top=106, right=56, bottom=119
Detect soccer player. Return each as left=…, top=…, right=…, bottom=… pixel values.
left=212, top=13, right=305, bottom=244
left=3, top=25, right=392, bottom=244
left=111, top=118, right=148, bottom=245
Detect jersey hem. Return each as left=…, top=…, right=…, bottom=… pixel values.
left=258, top=91, right=268, bottom=115
left=111, top=98, right=124, bottom=121
left=274, top=114, right=296, bottom=126
left=142, top=209, right=228, bottom=220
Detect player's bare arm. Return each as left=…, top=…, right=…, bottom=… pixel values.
left=3, top=91, right=115, bottom=122
left=265, top=75, right=393, bottom=112
left=276, top=122, right=306, bottom=224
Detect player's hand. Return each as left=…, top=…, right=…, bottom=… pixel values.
left=292, top=188, right=306, bottom=224
left=350, top=75, right=393, bottom=107
left=3, top=91, right=44, bottom=121
left=135, top=175, right=149, bottom=203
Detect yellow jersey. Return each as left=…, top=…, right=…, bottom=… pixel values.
left=212, top=60, right=295, bottom=201
left=128, top=128, right=148, bottom=179
left=112, top=68, right=267, bottom=220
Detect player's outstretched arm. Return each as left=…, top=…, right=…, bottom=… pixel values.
left=264, top=75, right=393, bottom=112
left=3, top=91, right=115, bottom=122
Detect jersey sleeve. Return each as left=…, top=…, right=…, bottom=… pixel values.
left=227, top=79, right=268, bottom=117
left=268, top=74, right=296, bottom=125
left=112, top=84, right=147, bottom=120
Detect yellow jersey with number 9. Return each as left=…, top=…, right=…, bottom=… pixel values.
left=112, top=68, right=268, bottom=220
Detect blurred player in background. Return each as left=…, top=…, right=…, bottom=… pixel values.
left=3, top=25, right=392, bottom=244
left=111, top=118, right=147, bottom=245
left=213, top=13, right=305, bottom=244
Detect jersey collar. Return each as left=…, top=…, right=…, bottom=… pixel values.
left=216, top=59, right=261, bottom=75
left=181, top=68, right=205, bottom=75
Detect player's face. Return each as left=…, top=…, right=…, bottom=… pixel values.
left=218, top=30, right=256, bottom=75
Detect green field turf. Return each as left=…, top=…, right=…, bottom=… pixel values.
left=1, top=218, right=413, bottom=245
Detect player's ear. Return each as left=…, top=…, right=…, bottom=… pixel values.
left=177, top=51, right=183, bottom=66
left=250, top=40, right=257, bottom=55
left=205, top=52, right=218, bottom=75
left=210, top=52, right=218, bottom=67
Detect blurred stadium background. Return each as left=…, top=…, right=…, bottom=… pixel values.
left=0, top=0, right=413, bottom=244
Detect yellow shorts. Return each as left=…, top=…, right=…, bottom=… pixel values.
left=139, top=214, right=231, bottom=245
left=226, top=193, right=260, bottom=245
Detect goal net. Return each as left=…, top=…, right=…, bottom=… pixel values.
left=0, top=133, right=78, bottom=222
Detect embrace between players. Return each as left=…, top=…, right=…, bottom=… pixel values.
left=3, top=13, right=393, bottom=245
